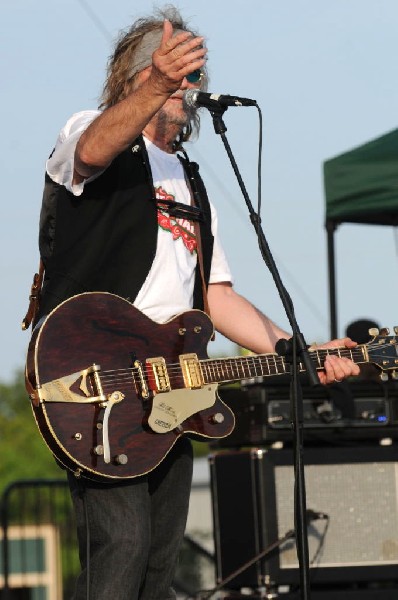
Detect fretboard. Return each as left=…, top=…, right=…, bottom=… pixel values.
left=200, top=346, right=367, bottom=385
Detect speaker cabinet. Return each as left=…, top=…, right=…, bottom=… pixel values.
left=209, top=445, right=398, bottom=589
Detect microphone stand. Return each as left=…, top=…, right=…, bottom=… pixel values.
left=199, top=528, right=296, bottom=599
left=208, top=106, right=319, bottom=600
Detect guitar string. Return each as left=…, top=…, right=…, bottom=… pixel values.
left=97, top=344, right=372, bottom=382
left=89, top=342, right=392, bottom=393
left=96, top=345, right=381, bottom=384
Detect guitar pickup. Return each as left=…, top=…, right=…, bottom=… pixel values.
left=179, top=353, right=203, bottom=390
left=146, top=357, right=170, bottom=393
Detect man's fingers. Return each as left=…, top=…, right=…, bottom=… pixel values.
left=159, top=27, right=194, bottom=55
left=168, top=46, right=206, bottom=77
left=152, top=40, right=206, bottom=89
left=323, top=355, right=360, bottom=383
left=160, top=19, right=174, bottom=46
left=317, top=336, right=357, bottom=350
left=158, top=28, right=204, bottom=61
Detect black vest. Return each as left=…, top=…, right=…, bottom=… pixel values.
left=38, top=137, right=214, bottom=319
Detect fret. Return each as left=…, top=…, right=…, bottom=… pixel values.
left=228, top=358, right=240, bottom=380
left=257, top=356, right=265, bottom=377
left=232, top=359, right=241, bottom=380
left=240, top=358, right=250, bottom=379
left=215, top=360, right=222, bottom=380
left=201, top=360, right=210, bottom=384
left=225, top=359, right=234, bottom=381
left=245, top=356, right=253, bottom=377
left=250, top=356, right=260, bottom=378
left=265, top=354, right=277, bottom=376
left=232, top=358, right=241, bottom=379
left=232, top=358, right=245, bottom=380
left=216, top=360, right=222, bottom=381
left=219, top=359, right=226, bottom=379
left=312, top=349, right=323, bottom=369
left=263, top=355, right=271, bottom=376
left=219, top=360, right=226, bottom=380
left=206, top=360, right=216, bottom=382
left=208, top=360, right=215, bottom=382
left=275, top=356, right=286, bottom=375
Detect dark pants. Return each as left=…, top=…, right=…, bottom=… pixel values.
left=68, top=438, right=193, bottom=599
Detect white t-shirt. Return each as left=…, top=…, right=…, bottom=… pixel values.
left=46, top=110, right=233, bottom=323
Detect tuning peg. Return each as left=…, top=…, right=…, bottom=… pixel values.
left=369, top=328, right=380, bottom=337
left=380, top=372, right=389, bottom=382
left=394, top=326, right=398, bottom=335
left=380, top=327, right=390, bottom=336
left=392, top=371, right=398, bottom=380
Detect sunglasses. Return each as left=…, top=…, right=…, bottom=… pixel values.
left=186, top=69, right=203, bottom=84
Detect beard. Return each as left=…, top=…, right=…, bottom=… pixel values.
left=146, top=97, right=197, bottom=151
left=157, top=106, right=189, bottom=129
left=156, top=99, right=193, bottom=130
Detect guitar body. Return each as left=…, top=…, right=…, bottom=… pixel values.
left=26, top=292, right=235, bottom=481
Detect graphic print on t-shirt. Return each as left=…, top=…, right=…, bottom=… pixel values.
left=155, top=185, right=197, bottom=254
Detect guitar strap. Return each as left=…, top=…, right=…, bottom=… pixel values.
left=21, top=259, right=45, bottom=331
left=178, top=151, right=212, bottom=321
left=195, top=219, right=211, bottom=319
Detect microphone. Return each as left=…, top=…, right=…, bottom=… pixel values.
left=183, top=89, right=257, bottom=110
left=306, top=509, right=329, bottom=523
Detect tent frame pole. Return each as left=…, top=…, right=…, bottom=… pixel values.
left=326, top=220, right=338, bottom=339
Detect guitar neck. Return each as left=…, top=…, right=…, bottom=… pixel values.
left=201, top=345, right=367, bottom=385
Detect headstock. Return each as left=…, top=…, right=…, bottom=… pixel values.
left=365, top=327, right=398, bottom=380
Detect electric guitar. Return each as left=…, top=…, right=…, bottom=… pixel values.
left=25, top=292, right=398, bottom=481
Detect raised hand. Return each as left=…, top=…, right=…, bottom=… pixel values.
left=150, top=19, right=207, bottom=94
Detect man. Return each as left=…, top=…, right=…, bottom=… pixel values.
left=35, top=6, right=359, bottom=599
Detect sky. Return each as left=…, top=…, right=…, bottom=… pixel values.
left=2, top=0, right=398, bottom=383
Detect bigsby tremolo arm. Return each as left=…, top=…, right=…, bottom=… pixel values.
left=101, top=390, right=125, bottom=464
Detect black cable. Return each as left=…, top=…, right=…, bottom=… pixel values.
left=76, top=0, right=113, bottom=42
left=310, top=516, right=330, bottom=568
left=256, top=104, right=263, bottom=236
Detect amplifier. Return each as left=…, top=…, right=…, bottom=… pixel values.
left=213, top=380, right=398, bottom=447
left=268, top=396, right=388, bottom=428
left=210, top=445, right=398, bottom=590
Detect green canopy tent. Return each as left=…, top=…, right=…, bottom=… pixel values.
left=324, top=128, right=398, bottom=338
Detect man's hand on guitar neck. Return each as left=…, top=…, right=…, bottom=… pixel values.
left=309, top=337, right=360, bottom=385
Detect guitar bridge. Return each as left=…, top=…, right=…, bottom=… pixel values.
left=179, top=353, right=203, bottom=389
left=134, top=360, right=150, bottom=399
